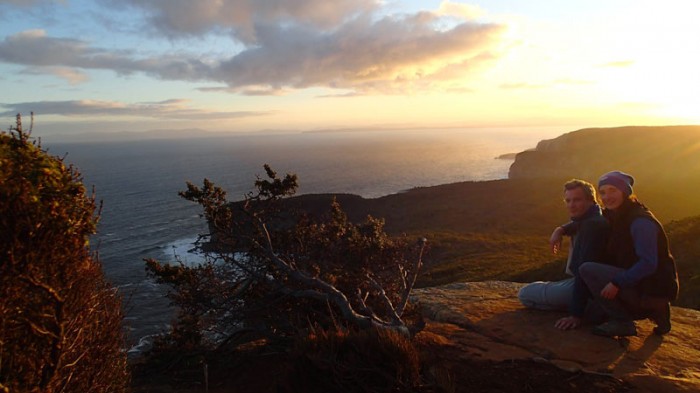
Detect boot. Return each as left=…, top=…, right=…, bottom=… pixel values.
left=591, top=320, right=637, bottom=337
left=650, top=302, right=671, bottom=335
left=583, top=300, right=608, bottom=325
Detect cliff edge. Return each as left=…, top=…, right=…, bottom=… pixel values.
left=508, top=125, right=700, bottom=182
left=413, top=281, right=700, bottom=392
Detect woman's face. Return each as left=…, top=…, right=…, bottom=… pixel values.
left=599, top=184, right=625, bottom=210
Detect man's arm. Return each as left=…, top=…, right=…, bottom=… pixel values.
left=550, top=220, right=580, bottom=254
left=549, top=226, right=565, bottom=254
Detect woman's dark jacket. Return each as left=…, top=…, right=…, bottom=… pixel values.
left=604, top=200, right=679, bottom=300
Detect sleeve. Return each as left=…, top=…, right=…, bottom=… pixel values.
left=568, top=218, right=609, bottom=275
left=560, top=220, right=578, bottom=236
left=611, top=218, right=659, bottom=288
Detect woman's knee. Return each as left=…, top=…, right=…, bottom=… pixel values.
left=578, top=262, right=611, bottom=289
left=578, top=262, right=596, bottom=281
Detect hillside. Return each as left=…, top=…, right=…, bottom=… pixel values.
left=666, top=215, right=700, bottom=310
left=285, top=126, right=700, bottom=306
left=509, top=125, right=700, bottom=220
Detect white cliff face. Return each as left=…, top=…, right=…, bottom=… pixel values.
left=413, top=281, right=700, bottom=393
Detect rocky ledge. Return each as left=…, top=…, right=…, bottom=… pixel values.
left=413, top=281, right=700, bottom=392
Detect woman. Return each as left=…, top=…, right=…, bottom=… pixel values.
left=578, top=171, right=679, bottom=337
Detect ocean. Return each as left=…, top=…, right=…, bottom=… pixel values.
left=45, top=128, right=557, bottom=353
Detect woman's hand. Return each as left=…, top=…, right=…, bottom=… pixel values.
left=549, top=226, right=564, bottom=254
left=600, top=282, right=619, bottom=299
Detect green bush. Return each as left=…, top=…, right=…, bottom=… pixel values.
left=0, top=116, right=129, bottom=392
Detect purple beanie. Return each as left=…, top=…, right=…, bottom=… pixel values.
left=598, top=170, right=634, bottom=196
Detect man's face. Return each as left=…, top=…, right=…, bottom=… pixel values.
left=564, top=187, right=594, bottom=219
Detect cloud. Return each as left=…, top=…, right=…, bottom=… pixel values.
left=197, top=86, right=290, bottom=96
left=0, top=30, right=215, bottom=82
left=0, top=2, right=507, bottom=94
left=499, top=78, right=593, bottom=90
left=22, top=66, right=89, bottom=84
left=0, top=30, right=126, bottom=69
left=214, top=13, right=504, bottom=93
left=436, top=1, right=484, bottom=20
left=0, top=0, right=49, bottom=6
left=0, top=99, right=270, bottom=120
left=105, top=0, right=379, bottom=44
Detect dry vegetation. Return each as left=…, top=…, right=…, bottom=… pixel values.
left=0, top=116, right=129, bottom=392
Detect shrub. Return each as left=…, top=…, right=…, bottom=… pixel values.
left=0, top=115, right=129, bottom=392
left=146, top=165, right=426, bottom=350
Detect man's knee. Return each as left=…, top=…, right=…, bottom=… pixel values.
left=518, top=279, right=573, bottom=311
left=518, top=282, right=544, bottom=308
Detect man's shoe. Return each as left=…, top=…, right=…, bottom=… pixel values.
left=592, top=320, right=637, bottom=337
left=651, top=303, right=671, bottom=335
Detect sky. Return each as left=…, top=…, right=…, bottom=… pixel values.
left=0, top=0, right=699, bottom=138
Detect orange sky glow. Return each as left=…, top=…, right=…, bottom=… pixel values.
left=0, top=1, right=698, bottom=138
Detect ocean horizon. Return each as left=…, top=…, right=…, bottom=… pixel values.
left=45, top=127, right=559, bottom=353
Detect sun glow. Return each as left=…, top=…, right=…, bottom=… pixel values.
left=472, top=1, right=700, bottom=127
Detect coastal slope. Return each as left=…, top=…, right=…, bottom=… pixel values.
left=285, top=126, right=700, bottom=304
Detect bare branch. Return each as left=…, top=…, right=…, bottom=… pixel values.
left=367, top=275, right=402, bottom=325
left=396, top=238, right=427, bottom=317
left=19, top=275, right=65, bottom=303
left=354, top=288, right=380, bottom=321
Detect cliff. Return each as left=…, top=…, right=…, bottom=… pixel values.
left=414, top=281, right=700, bottom=393
left=507, top=126, right=700, bottom=220
left=508, top=125, right=700, bottom=182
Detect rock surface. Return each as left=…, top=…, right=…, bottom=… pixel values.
left=413, top=281, right=700, bottom=392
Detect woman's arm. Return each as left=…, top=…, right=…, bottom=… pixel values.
left=611, top=218, right=659, bottom=288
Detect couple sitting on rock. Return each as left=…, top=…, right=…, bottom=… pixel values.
left=518, top=171, right=679, bottom=337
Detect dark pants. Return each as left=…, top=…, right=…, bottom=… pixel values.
left=578, top=262, right=669, bottom=321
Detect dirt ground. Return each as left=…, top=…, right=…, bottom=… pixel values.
left=131, top=342, right=632, bottom=393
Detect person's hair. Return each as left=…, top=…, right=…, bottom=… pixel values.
left=563, top=179, right=597, bottom=202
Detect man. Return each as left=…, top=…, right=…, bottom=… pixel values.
left=518, top=179, right=610, bottom=330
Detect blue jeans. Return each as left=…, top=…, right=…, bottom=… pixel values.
left=518, top=277, right=574, bottom=311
